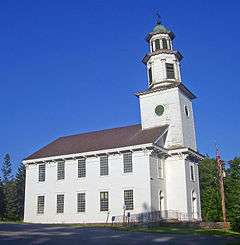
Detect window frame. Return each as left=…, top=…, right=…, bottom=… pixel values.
left=37, top=195, right=45, bottom=214
left=100, top=191, right=109, bottom=212
left=124, top=189, right=134, bottom=210
left=148, top=67, right=153, bottom=85
left=56, top=194, right=64, bottom=214
left=157, top=159, right=164, bottom=179
left=78, top=158, right=86, bottom=178
left=57, top=161, right=65, bottom=180
left=190, top=164, right=195, bottom=181
left=162, top=38, right=168, bottom=49
left=155, top=39, right=160, bottom=51
left=165, top=63, right=175, bottom=79
left=77, top=193, right=86, bottom=213
left=38, top=164, right=46, bottom=182
left=123, top=152, right=133, bottom=173
left=100, top=155, right=109, bottom=176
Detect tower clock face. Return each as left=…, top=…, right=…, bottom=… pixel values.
left=155, top=105, right=164, bottom=116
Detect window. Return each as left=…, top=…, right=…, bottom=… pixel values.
left=157, top=159, right=164, bottom=179
left=162, top=38, right=168, bottom=49
left=148, top=67, right=153, bottom=85
left=78, top=158, right=86, bottom=178
left=151, top=41, right=154, bottom=52
left=57, top=194, right=64, bottom=213
left=57, top=161, right=65, bottom=180
left=166, top=63, right=175, bottom=79
left=185, top=105, right=190, bottom=117
left=100, top=192, right=108, bottom=211
left=123, top=152, right=133, bottom=173
left=39, top=164, right=46, bottom=182
left=77, top=193, right=86, bottom=212
left=37, top=196, right=45, bottom=214
left=124, top=190, right=134, bottom=210
left=155, top=39, right=160, bottom=50
left=190, top=165, right=195, bottom=181
left=100, top=156, right=108, bottom=176
left=159, top=191, right=164, bottom=211
left=192, top=190, right=197, bottom=219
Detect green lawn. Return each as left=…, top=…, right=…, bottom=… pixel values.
left=115, top=226, right=240, bottom=238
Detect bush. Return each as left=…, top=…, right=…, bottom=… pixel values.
left=231, top=216, right=240, bottom=232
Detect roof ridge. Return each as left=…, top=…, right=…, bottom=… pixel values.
left=59, top=123, right=141, bottom=139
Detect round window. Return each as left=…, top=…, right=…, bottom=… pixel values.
left=155, top=105, right=164, bottom=116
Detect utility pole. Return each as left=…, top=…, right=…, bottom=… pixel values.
left=216, top=148, right=228, bottom=228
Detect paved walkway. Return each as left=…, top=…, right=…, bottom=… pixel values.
left=0, top=224, right=239, bottom=245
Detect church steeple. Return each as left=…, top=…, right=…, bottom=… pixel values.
left=143, top=18, right=183, bottom=89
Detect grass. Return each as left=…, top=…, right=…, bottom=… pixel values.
left=114, top=225, right=240, bottom=238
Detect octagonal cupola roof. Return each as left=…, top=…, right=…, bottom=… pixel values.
left=146, top=19, right=175, bottom=42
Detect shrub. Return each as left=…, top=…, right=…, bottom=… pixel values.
left=231, top=216, right=240, bottom=232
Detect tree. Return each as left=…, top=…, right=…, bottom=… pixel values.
left=224, top=157, right=240, bottom=223
left=4, top=180, right=17, bottom=220
left=1, top=154, right=12, bottom=184
left=1, top=153, right=17, bottom=220
left=199, top=158, right=222, bottom=221
left=15, top=163, right=25, bottom=220
left=0, top=177, right=5, bottom=220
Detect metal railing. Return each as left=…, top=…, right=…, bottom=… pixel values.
left=112, top=210, right=198, bottom=224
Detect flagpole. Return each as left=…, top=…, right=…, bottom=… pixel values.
left=216, top=148, right=228, bottom=228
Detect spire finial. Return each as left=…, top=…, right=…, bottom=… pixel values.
left=156, top=11, right=161, bottom=25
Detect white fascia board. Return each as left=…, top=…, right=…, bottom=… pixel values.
left=22, top=143, right=153, bottom=165
left=168, top=147, right=204, bottom=160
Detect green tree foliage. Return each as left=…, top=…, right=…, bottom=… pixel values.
left=15, top=163, right=25, bottom=220
left=224, top=157, right=240, bottom=229
left=4, top=180, right=17, bottom=220
left=1, top=154, right=12, bottom=184
left=199, top=158, right=222, bottom=221
left=1, top=154, right=17, bottom=220
left=0, top=177, right=5, bottom=220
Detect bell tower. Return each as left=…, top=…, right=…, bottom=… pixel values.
left=137, top=18, right=197, bottom=151
left=144, top=17, right=182, bottom=89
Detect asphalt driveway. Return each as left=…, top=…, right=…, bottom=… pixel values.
left=0, top=224, right=239, bottom=245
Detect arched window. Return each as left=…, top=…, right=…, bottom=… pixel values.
left=155, top=39, right=160, bottom=51
left=159, top=191, right=164, bottom=212
left=162, top=38, right=168, bottom=49
left=192, top=190, right=197, bottom=219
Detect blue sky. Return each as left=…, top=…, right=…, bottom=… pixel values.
left=0, top=0, right=239, bottom=174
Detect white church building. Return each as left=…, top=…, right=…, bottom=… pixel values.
left=23, top=19, right=203, bottom=224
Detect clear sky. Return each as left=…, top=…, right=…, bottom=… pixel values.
left=0, top=0, right=239, bottom=174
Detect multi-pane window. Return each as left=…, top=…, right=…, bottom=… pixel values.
left=78, top=158, right=86, bottom=178
left=37, top=196, right=45, bottom=214
left=162, top=38, right=168, bottom=49
left=123, top=152, right=133, bottom=173
left=166, top=63, right=175, bottom=79
left=190, top=165, right=195, bottom=181
left=39, top=164, right=46, bottom=182
left=124, top=190, right=134, bottom=210
left=155, top=39, right=160, bottom=50
left=100, top=156, right=108, bottom=176
left=57, top=161, right=65, bottom=180
left=57, top=194, right=64, bottom=213
left=148, top=67, right=153, bottom=85
left=157, top=159, right=164, bottom=179
left=77, top=193, right=86, bottom=212
left=100, top=192, right=108, bottom=211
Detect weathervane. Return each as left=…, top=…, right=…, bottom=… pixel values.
left=156, top=10, right=161, bottom=24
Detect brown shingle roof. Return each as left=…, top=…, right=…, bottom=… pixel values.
left=25, top=124, right=168, bottom=161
